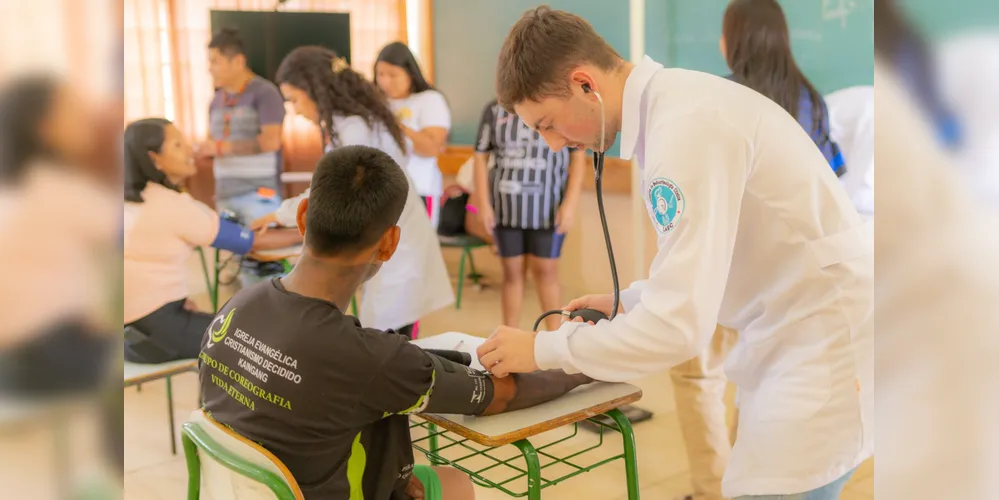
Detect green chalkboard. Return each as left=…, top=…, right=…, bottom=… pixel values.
left=210, top=11, right=351, bottom=83
left=647, top=0, right=873, bottom=94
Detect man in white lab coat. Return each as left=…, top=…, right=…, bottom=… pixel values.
left=476, top=7, right=873, bottom=500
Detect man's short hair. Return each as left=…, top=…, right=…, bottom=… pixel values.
left=208, top=27, right=245, bottom=57
left=496, top=6, right=622, bottom=112
left=305, top=145, right=410, bottom=256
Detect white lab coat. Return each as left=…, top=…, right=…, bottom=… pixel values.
left=827, top=86, right=874, bottom=218
left=274, top=115, right=454, bottom=330
left=534, top=57, right=873, bottom=497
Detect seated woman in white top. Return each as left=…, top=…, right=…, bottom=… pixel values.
left=123, top=118, right=300, bottom=364
left=251, top=46, right=453, bottom=337
left=375, top=42, right=451, bottom=228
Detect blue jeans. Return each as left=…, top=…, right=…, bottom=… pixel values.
left=734, top=469, right=855, bottom=500
left=215, top=190, right=284, bottom=288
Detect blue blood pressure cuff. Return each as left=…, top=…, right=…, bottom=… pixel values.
left=211, top=218, right=254, bottom=254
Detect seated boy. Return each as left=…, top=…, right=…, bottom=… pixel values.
left=199, top=145, right=592, bottom=499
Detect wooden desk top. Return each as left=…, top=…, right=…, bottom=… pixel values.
left=412, top=332, right=643, bottom=446
left=248, top=245, right=303, bottom=262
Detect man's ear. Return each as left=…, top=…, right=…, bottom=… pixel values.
left=375, top=226, right=401, bottom=262
left=295, top=198, right=309, bottom=236
left=569, top=69, right=597, bottom=97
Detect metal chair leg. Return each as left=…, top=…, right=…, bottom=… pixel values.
left=466, top=247, right=482, bottom=284
left=167, top=376, right=177, bottom=455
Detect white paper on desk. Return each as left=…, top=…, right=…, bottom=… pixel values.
left=411, top=332, right=487, bottom=372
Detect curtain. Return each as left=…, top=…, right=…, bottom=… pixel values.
left=0, top=0, right=118, bottom=97
left=130, top=0, right=405, bottom=141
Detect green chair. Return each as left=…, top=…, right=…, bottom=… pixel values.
left=438, top=234, right=487, bottom=309
left=182, top=409, right=304, bottom=500
left=183, top=410, right=443, bottom=500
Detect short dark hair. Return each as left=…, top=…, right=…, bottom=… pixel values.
left=208, top=27, right=245, bottom=57
left=496, top=6, right=621, bottom=111
left=305, top=145, right=409, bottom=256
left=0, top=75, right=59, bottom=186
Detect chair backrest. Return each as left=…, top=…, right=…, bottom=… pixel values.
left=182, top=409, right=304, bottom=500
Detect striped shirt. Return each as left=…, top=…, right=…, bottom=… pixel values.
left=475, top=101, right=570, bottom=230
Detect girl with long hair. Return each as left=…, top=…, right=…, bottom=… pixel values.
left=722, top=0, right=846, bottom=175
left=374, top=42, right=451, bottom=227
left=252, top=45, right=453, bottom=336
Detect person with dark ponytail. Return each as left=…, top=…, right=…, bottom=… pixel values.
left=375, top=42, right=451, bottom=227
left=123, top=118, right=299, bottom=364
left=250, top=45, right=453, bottom=336
left=721, top=0, right=846, bottom=176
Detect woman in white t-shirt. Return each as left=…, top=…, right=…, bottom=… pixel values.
left=251, top=46, right=453, bottom=336
left=374, top=42, right=451, bottom=228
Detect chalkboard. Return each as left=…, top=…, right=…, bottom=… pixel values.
left=900, top=0, right=999, bottom=40
left=646, top=0, right=874, bottom=94
left=210, top=11, right=351, bottom=83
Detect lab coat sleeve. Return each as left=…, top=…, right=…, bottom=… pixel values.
left=618, top=280, right=649, bottom=312
left=274, top=188, right=309, bottom=228
left=534, top=114, right=749, bottom=382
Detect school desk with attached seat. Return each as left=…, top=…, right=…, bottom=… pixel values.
left=124, top=358, right=199, bottom=455
left=412, top=332, right=643, bottom=500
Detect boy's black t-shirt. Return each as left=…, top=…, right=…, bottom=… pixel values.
left=199, top=278, right=440, bottom=499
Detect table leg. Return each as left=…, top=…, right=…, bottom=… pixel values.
left=606, top=409, right=641, bottom=500
left=512, top=440, right=542, bottom=500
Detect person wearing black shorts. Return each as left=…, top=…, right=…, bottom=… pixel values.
left=472, top=100, right=586, bottom=330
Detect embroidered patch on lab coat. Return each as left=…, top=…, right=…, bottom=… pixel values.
left=648, top=178, right=684, bottom=234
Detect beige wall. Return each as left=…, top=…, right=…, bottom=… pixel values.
left=559, top=191, right=659, bottom=299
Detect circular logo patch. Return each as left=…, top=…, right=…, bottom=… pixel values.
left=648, top=178, right=684, bottom=234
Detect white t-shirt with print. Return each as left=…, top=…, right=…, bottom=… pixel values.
left=389, top=90, right=450, bottom=198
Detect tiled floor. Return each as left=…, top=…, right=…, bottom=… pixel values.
left=118, top=227, right=873, bottom=499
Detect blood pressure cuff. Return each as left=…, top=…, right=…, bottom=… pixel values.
left=211, top=218, right=254, bottom=255
left=415, top=353, right=494, bottom=416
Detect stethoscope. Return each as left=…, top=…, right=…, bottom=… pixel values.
left=533, top=83, right=621, bottom=329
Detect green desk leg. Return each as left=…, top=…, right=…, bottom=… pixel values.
left=351, top=296, right=359, bottom=317
left=512, top=439, right=542, bottom=500
left=606, top=409, right=641, bottom=500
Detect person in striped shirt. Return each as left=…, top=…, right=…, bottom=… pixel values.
left=473, top=99, right=586, bottom=331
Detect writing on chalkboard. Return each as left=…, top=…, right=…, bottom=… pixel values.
left=822, top=0, right=858, bottom=29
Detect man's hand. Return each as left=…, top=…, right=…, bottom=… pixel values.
left=195, top=140, right=218, bottom=158
left=477, top=326, right=539, bottom=378
left=405, top=474, right=425, bottom=500
left=250, top=213, right=278, bottom=233
left=555, top=202, right=577, bottom=234
left=563, top=294, right=624, bottom=317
